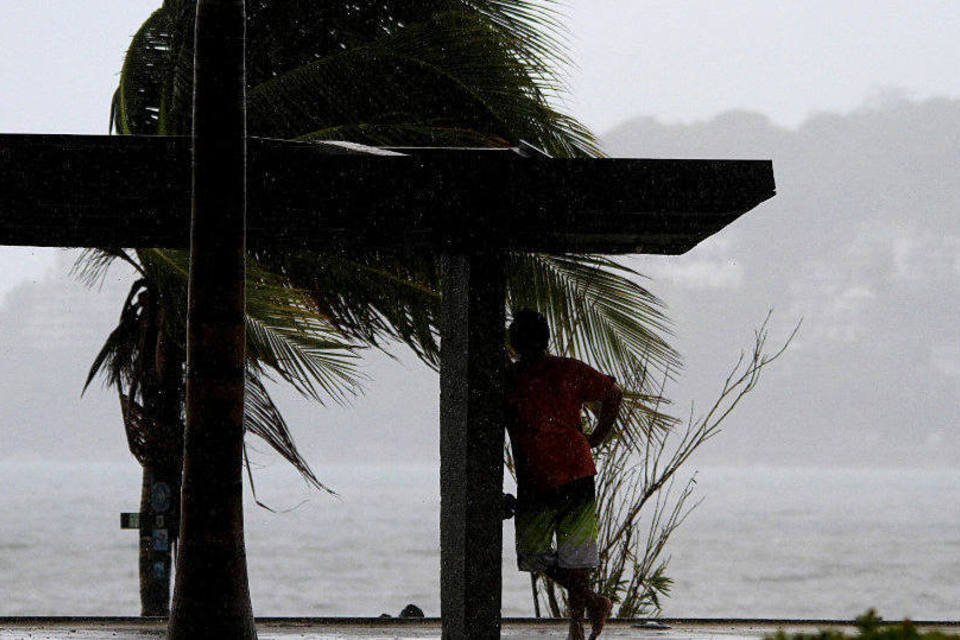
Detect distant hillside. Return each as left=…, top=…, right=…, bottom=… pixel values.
left=2, top=96, right=958, bottom=469
left=0, top=253, right=131, bottom=462
left=605, top=95, right=960, bottom=467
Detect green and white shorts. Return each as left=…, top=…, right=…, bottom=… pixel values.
left=515, top=476, right=600, bottom=572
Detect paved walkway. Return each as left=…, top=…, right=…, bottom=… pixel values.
left=0, top=618, right=953, bottom=640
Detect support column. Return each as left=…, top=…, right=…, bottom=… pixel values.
left=440, top=251, right=506, bottom=640
left=168, top=1, right=256, bottom=638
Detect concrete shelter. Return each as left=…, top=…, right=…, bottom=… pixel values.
left=0, top=1, right=775, bottom=638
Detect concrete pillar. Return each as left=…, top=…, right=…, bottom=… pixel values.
left=440, top=251, right=506, bottom=640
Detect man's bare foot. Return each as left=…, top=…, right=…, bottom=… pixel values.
left=566, top=618, right=585, bottom=640
left=586, top=595, right=612, bottom=640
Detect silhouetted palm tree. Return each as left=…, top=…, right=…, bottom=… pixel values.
left=76, top=249, right=359, bottom=615
left=83, top=0, right=681, bottom=627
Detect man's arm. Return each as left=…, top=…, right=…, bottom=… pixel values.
left=587, top=384, right=623, bottom=448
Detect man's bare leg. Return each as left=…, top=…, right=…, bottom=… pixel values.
left=585, top=591, right=612, bottom=640
left=546, top=568, right=610, bottom=640
left=566, top=583, right=586, bottom=640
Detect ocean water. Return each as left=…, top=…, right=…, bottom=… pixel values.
left=0, top=462, right=958, bottom=620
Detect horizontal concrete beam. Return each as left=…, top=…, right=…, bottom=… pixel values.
left=0, top=134, right=774, bottom=255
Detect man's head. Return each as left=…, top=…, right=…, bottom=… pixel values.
left=509, top=309, right=550, bottom=358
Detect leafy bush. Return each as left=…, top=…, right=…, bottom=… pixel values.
left=767, top=610, right=960, bottom=640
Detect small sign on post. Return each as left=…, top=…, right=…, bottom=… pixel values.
left=121, top=512, right=172, bottom=531
left=153, top=529, right=170, bottom=552
left=150, top=482, right=172, bottom=512
left=121, top=512, right=141, bottom=530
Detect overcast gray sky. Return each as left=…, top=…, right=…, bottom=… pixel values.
left=564, top=0, right=960, bottom=130
left=2, top=2, right=960, bottom=467
left=2, top=1, right=959, bottom=296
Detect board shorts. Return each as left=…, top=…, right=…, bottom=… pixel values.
left=515, top=475, right=600, bottom=572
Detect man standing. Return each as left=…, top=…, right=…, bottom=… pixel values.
left=505, top=309, right=623, bottom=640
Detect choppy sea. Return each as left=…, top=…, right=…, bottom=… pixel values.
left=1, top=462, right=958, bottom=619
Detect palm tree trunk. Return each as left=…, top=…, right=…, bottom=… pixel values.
left=168, top=1, right=254, bottom=638
left=137, top=463, right=179, bottom=616
left=134, top=294, right=182, bottom=618
left=137, top=465, right=162, bottom=616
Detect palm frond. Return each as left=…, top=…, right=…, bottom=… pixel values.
left=247, top=259, right=366, bottom=404
left=132, top=249, right=190, bottom=344
left=247, top=37, right=504, bottom=141
left=71, top=248, right=143, bottom=288
left=138, top=248, right=366, bottom=405
left=469, top=0, right=569, bottom=70
left=116, top=7, right=173, bottom=135
left=241, top=1, right=568, bottom=87
left=506, top=253, right=679, bottom=381
left=255, top=247, right=443, bottom=367
left=244, top=371, right=335, bottom=495
left=81, top=277, right=148, bottom=395
left=246, top=10, right=597, bottom=155
left=245, top=313, right=363, bottom=406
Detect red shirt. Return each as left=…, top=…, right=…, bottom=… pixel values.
left=505, top=354, right=617, bottom=493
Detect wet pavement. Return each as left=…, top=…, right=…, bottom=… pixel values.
left=0, top=618, right=953, bottom=640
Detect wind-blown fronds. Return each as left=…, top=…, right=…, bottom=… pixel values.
left=116, top=1, right=598, bottom=154
left=139, top=247, right=366, bottom=404
left=246, top=10, right=597, bottom=155
left=74, top=247, right=363, bottom=490
left=247, top=270, right=367, bottom=406
left=254, top=247, right=443, bottom=366
left=245, top=312, right=362, bottom=406
left=244, top=371, right=334, bottom=496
